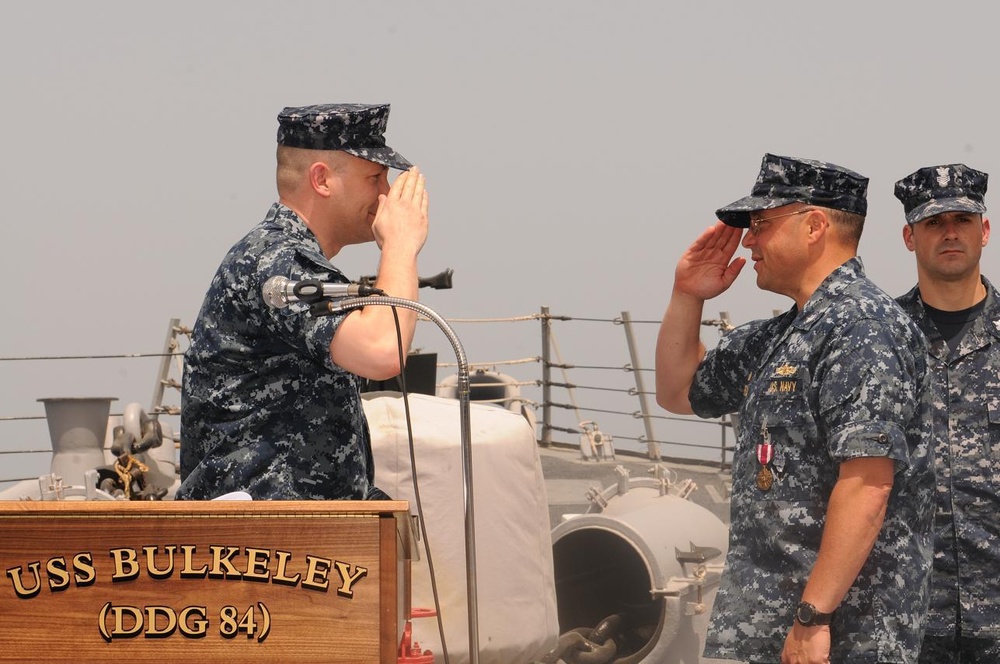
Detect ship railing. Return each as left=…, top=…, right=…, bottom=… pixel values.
left=0, top=310, right=736, bottom=490
left=430, top=307, right=735, bottom=471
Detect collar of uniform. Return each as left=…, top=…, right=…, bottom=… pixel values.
left=907, top=287, right=950, bottom=359
left=790, top=256, right=866, bottom=331
left=264, top=202, right=325, bottom=254
left=977, top=275, right=1000, bottom=341
left=912, top=275, right=1000, bottom=344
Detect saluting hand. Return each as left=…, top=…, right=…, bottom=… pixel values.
left=372, top=166, right=429, bottom=255
left=672, top=221, right=746, bottom=301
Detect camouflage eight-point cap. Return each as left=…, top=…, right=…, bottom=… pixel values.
left=716, top=153, right=869, bottom=228
left=277, top=103, right=413, bottom=171
left=893, top=163, right=989, bottom=225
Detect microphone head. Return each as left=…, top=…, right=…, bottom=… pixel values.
left=262, top=276, right=290, bottom=309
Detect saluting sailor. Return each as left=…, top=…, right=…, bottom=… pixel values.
left=655, top=153, right=935, bottom=664
left=178, top=104, right=429, bottom=501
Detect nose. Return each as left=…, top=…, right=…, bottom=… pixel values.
left=741, top=228, right=755, bottom=248
left=378, top=173, right=391, bottom=196
left=942, top=220, right=961, bottom=239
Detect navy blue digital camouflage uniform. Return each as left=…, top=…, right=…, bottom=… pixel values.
left=696, top=153, right=936, bottom=662
left=177, top=203, right=374, bottom=500
left=690, top=258, right=936, bottom=663
left=894, top=163, right=1000, bottom=662
left=897, top=280, right=1000, bottom=662
left=177, top=103, right=410, bottom=501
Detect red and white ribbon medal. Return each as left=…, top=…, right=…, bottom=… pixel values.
left=756, top=418, right=774, bottom=491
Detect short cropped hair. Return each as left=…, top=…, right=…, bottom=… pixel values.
left=276, top=146, right=348, bottom=195
left=825, top=207, right=865, bottom=246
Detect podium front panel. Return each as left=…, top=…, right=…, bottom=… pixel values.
left=0, top=500, right=410, bottom=663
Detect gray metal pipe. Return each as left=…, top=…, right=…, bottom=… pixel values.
left=318, top=295, right=480, bottom=663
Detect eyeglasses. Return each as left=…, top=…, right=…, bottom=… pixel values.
left=748, top=208, right=815, bottom=235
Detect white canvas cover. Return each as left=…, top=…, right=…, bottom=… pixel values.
left=365, top=392, right=559, bottom=664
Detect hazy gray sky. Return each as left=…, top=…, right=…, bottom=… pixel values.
left=3, top=1, right=999, bottom=464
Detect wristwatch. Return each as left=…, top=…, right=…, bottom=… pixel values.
left=795, top=601, right=834, bottom=626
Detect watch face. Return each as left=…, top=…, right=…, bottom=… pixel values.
left=796, top=602, right=832, bottom=625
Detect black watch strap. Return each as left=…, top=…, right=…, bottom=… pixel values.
left=795, top=601, right=834, bottom=626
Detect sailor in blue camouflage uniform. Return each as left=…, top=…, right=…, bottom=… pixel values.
left=655, top=153, right=935, bottom=664
left=894, top=164, right=1000, bottom=663
left=177, top=103, right=429, bottom=500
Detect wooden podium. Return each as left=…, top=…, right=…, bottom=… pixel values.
left=0, top=500, right=412, bottom=663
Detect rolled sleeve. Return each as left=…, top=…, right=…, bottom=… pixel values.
left=818, top=318, right=922, bottom=471
left=827, top=420, right=910, bottom=471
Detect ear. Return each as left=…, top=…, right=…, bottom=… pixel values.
left=308, top=161, right=334, bottom=197
left=804, top=209, right=828, bottom=243
left=902, top=223, right=916, bottom=252
left=983, top=216, right=991, bottom=247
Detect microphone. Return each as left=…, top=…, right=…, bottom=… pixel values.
left=262, top=276, right=383, bottom=309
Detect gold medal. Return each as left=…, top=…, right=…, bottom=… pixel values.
left=756, top=465, right=773, bottom=491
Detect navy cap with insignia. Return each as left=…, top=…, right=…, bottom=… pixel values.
left=276, top=103, right=412, bottom=170
left=893, top=163, right=988, bottom=225
left=716, top=153, right=869, bottom=228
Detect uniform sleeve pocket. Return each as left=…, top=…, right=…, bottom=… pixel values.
left=989, top=398, right=1000, bottom=425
